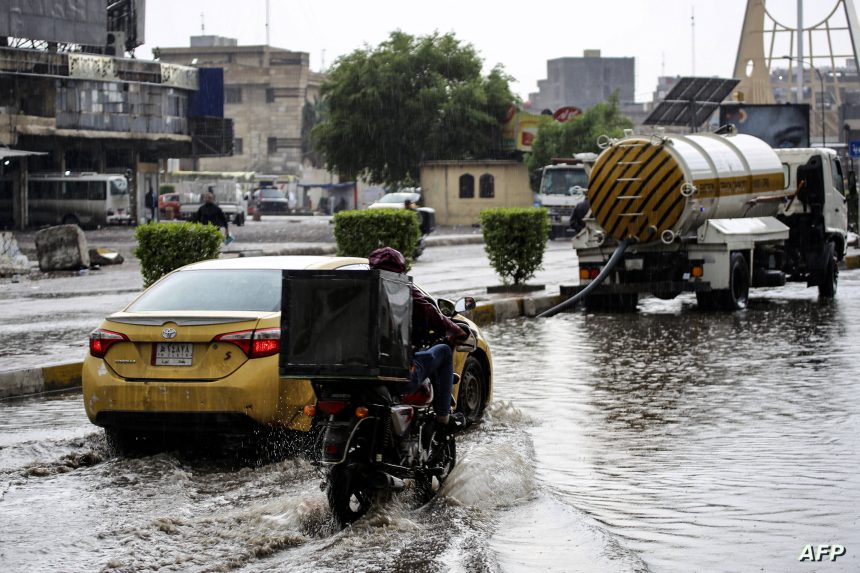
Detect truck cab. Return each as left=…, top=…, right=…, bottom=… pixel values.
left=537, top=156, right=594, bottom=239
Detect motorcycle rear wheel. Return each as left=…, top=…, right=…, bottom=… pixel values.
left=328, top=465, right=373, bottom=526
left=416, top=434, right=457, bottom=503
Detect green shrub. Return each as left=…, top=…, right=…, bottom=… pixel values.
left=480, top=208, right=549, bottom=285
left=334, top=209, right=420, bottom=267
left=135, top=222, right=223, bottom=287
left=159, top=184, right=175, bottom=195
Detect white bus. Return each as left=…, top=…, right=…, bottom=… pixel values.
left=28, top=173, right=132, bottom=227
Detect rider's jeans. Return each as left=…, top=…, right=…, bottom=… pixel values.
left=409, top=343, right=454, bottom=416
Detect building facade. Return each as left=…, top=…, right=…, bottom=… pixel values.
left=528, top=50, right=635, bottom=113
left=420, top=160, right=531, bottom=226
left=157, top=36, right=323, bottom=176
left=0, top=47, right=207, bottom=228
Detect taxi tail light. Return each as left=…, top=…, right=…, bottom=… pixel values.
left=213, top=327, right=280, bottom=358
left=89, top=328, right=129, bottom=358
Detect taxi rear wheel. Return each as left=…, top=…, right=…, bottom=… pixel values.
left=104, top=428, right=155, bottom=454
left=458, top=356, right=484, bottom=425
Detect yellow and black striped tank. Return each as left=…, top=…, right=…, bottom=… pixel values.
left=587, top=133, right=786, bottom=244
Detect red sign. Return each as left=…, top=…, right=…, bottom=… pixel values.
left=553, top=106, right=582, bottom=122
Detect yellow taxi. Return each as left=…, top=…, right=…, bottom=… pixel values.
left=82, top=256, right=492, bottom=443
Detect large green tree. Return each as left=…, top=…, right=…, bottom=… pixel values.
left=301, top=96, right=326, bottom=169
left=525, top=93, right=633, bottom=189
left=312, top=31, right=515, bottom=187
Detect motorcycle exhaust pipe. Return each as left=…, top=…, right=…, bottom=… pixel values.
left=371, top=471, right=406, bottom=490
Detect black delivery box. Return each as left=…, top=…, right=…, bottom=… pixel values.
left=279, top=269, right=413, bottom=381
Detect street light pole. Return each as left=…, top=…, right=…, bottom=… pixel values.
left=783, top=55, right=826, bottom=147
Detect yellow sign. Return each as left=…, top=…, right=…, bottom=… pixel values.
left=502, top=107, right=550, bottom=152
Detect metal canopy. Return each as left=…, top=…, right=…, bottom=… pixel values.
left=0, top=148, right=47, bottom=160
left=643, top=77, right=740, bottom=130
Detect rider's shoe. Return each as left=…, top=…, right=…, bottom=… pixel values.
left=435, top=412, right=467, bottom=437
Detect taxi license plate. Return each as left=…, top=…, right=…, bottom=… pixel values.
left=154, top=343, right=193, bottom=366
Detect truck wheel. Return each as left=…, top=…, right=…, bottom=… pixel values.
left=819, top=245, right=837, bottom=299
left=236, top=212, right=245, bottom=226
left=724, top=252, right=750, bottom=310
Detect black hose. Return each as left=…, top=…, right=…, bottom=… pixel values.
left=538, top=239, right=631, bottom=318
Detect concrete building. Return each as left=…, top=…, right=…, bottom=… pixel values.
left=0, top=47, right=214, bottom=229
left=0, top=1, right=234, bottom=230
left=528, top=50, right=635, bottom=113
left=157, top=36, right=323, bottom=176
left=420, top=160, right=531, bottom=226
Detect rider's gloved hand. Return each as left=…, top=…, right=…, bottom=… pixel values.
left=446, top=325, right=468, bottom=347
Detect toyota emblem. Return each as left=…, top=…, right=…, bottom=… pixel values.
left=162, top=328, right=177, bottom=339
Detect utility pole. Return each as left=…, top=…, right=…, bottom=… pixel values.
left=796, top=0, right=804, bottom=103
left=691, top=6, right=696, bottom=76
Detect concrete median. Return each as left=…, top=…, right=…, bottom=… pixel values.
left=0, top=362, right=83, bottom=399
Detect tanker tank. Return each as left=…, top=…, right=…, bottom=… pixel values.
left=587, top=132, right=786, bottom=244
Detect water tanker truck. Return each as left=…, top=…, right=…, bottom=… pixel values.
left=543, top=131, right=848, bottom=314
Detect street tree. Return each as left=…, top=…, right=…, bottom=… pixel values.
left=311, top=31, right=515, bottom=187
left=525, top=93, right=633, bottom=189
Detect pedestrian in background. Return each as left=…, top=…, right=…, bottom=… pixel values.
left=144, top=185, right=156, bottom=223
left=193, top=191, right=230, bottom=242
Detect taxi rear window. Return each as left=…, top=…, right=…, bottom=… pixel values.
left=128, top=270, right=282, bottom=312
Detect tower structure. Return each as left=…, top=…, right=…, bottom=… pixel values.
left=733, top=0, right=860, bottom=144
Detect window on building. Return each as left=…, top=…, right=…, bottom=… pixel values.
left=225, top=86, right=242, bottom=104
left=233, top=138, right=243, bottom=155
left=479, top=174, right=495, bottom=198
left=267, top=137, right=301, bottom=154
left=459, top=174, right=474, bottom=199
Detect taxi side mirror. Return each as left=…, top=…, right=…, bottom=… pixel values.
left=454, top=297, right=476, bottom=313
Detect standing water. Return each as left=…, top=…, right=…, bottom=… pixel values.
left=1, top=276, right=859, bottom=572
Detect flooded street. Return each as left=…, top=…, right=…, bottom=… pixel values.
left=2, top=272, right=859, bottom=572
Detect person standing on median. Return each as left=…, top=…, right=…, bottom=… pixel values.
left=193, top=191, right=230, bottom=241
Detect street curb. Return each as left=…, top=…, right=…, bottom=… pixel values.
left=0, top=361, right=83, bottom=399
left=0, top=290, right=564, bottom=399
left=463, top=293, right=566, bottom=326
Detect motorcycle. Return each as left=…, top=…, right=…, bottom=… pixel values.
left=311, top=311, right=476, bottom=526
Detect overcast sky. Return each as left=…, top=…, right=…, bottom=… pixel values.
left=140, top=1, right=849, bottom=103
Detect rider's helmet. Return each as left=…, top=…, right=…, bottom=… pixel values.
left=368, top=246, right=407, bottom=273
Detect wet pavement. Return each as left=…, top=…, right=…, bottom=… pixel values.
left=1, top=272, right=859, bottom=572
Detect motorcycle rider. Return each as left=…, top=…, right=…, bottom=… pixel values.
left=368, top=247, right=468, bottom=434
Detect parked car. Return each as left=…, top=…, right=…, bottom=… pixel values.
left=177, top=192, right=202, bottom=221
left=251, top=187, right=290, bottom=214
left=82, top=256, right=492, bottom=446
left=158, top=193, right=180, bottom=219
left=368, top=190, right=436, bottom=241
left=367, top=191, right=423, bottom=210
